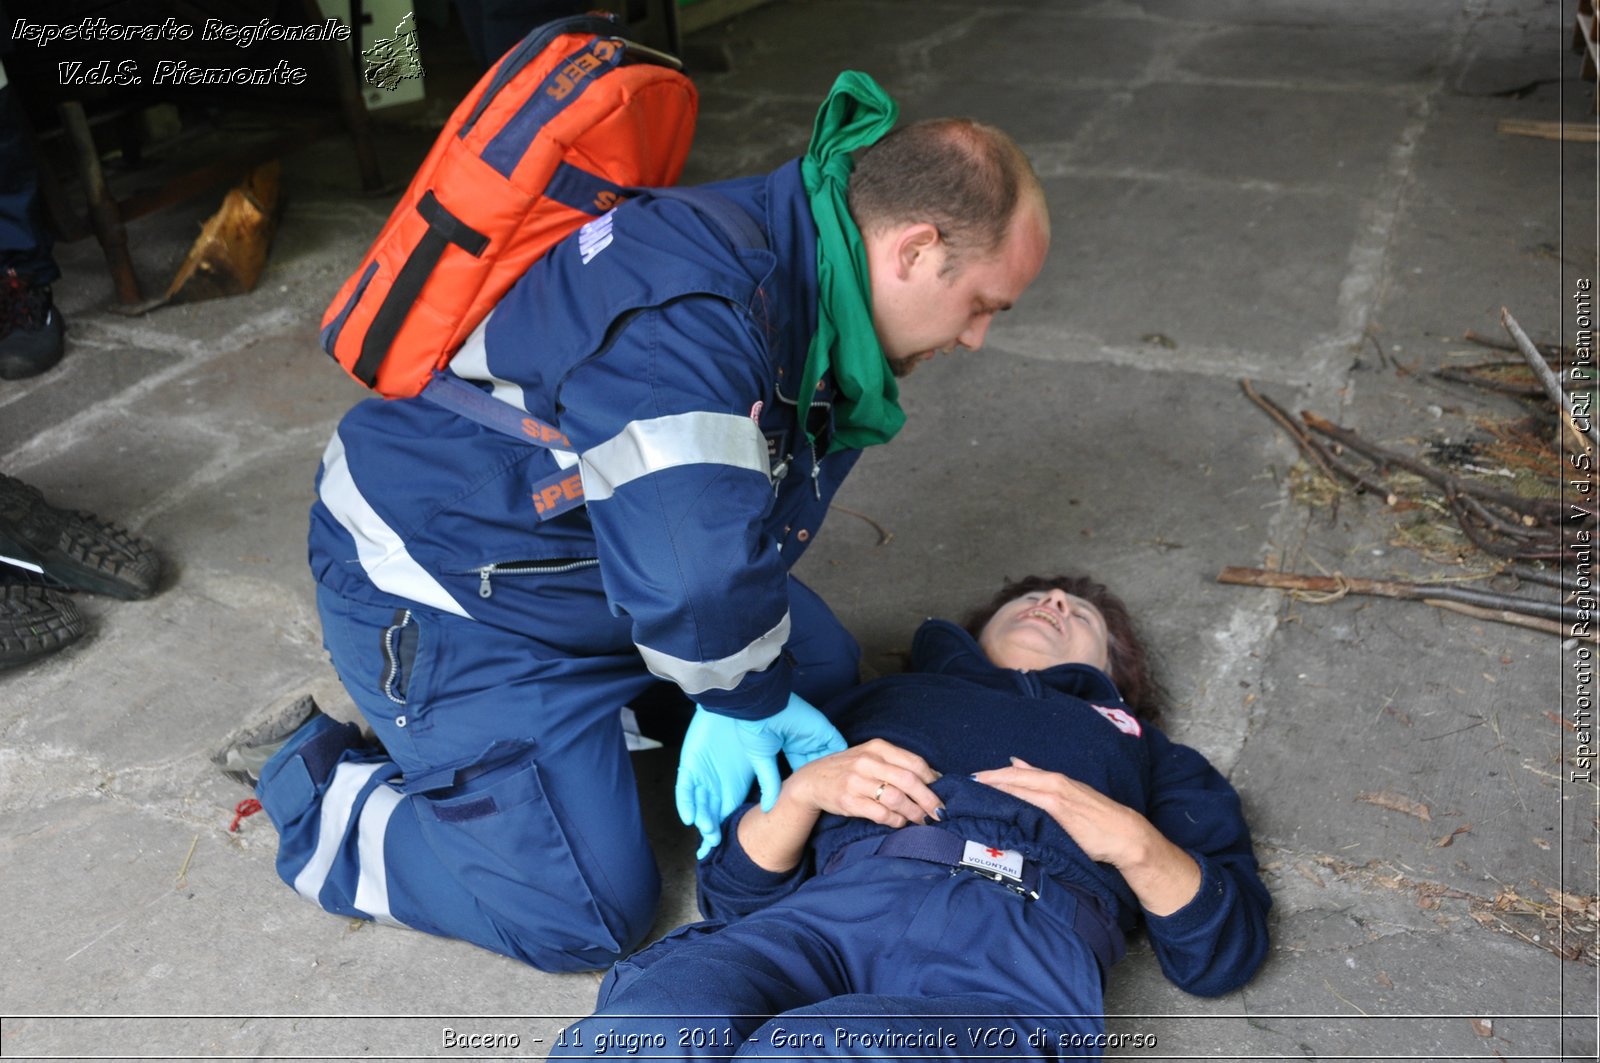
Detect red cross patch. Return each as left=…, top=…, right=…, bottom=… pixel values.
left=1091, top=704, right=1142, bottom=737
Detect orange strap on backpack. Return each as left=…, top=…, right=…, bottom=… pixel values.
left=319, top=14, right=697, bottom=398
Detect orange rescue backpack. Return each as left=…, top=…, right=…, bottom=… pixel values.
left=319, top=14, right=697, bottom=398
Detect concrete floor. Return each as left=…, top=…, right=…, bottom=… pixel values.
left=1, top=0, right=1596, bottom=1058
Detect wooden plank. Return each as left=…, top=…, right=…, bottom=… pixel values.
left=165, top=161, right=282, bottom=304
left=1496, top=118, right=1600, bottom=142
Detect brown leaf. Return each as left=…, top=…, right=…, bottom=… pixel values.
left=1357, top=790, right=1433, bottom=822
left=1375, top=970, right=1394, bottom=989
left=1434, top=824, right=1473, bottom=848
left=1470, top=1018, right=1493, bottom=1038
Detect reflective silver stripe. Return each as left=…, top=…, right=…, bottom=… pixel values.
left=353, top=784, right=406, bottom=927
left=580, top=411, right=768, bottom=503
left=293, top=761, right=384, bottom=906
left=318, top=431, right=472, bottom=619
left=637, top=609, right=790, bottom=695
left=446, top=311, right=529, bottom=412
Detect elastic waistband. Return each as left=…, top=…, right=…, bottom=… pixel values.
left=822, top=825, right=1126, bottom=974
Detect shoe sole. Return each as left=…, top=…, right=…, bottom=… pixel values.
left=0, top=584, right=88, bottom=668
left=50, top=509, right=162, bottom=599
left=213, top=694, right=324, bottom=786
left=0, top=475, right=160, bottom=600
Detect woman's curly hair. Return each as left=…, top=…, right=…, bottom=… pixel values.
left=961, top=574, right=1166, bottom=723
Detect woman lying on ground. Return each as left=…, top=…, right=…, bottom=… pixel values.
left=550, top=574, right=1271, bottom=1060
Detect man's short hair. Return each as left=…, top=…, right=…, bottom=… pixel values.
left=846, top=118, right=1041, bottom=270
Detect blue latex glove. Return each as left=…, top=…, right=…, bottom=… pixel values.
left=736, top=692, right=847, bottom=809
left=675, top=708, right=756, bottom=859
left=674, top=694, right=846, bottom=859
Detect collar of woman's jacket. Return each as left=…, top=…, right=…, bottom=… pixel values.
left=911, top=618, right=1127, bottom=706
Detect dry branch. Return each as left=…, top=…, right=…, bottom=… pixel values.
left=1496, top=118, right=1600, bottom=142
left=1505, top=564, right=1568, bottom=592
left=1431, top=365, right=1545, bottom=398
left=1463, top=329, right=1576, bottom=365
left=1217, top=566, right=1568, bottom=623
left=1239, top=379, right=1387, bottom=494
left=1300, top=411, right=1564, bottom=525
left=1424, top=600, right=1568, bottom=637
left=1502, top=307, right=1599, bottom=449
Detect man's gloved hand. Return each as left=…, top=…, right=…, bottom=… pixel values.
left=674, top=694, right=846, bottom=859
left=736, top=692, right=846, bottom=810
left=675, top=708, right=755, bottom=859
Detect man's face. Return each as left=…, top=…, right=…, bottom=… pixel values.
left=867, top=194, right=1049, bottom=377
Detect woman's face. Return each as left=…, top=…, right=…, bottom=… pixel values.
left=977, top=587, right=1111, bottom=674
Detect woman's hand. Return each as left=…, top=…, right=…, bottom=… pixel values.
left=972, top=756, right=1202, bottom=916
left=734, top=739, right=942, bottom=874
left=788, top=738, right=944, bottom=828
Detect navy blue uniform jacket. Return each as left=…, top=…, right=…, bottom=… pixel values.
left=308, top=161, right=858, bottom=719
left=700, top=619, right=1272, bottom=997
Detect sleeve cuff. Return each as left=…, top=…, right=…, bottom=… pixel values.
left=1142, top=852, right=1227, bottom=938
left=690, top=659, right=792, bottom=720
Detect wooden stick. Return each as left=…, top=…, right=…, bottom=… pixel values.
left=1446, top=493, right=1566, bottom=562
left=1496, top=118, right=1600, bottom=143
left=1424, top=600, right=1568, bottom=638
left=1561, top=402, right=1596, bottom=458
left=1502, top=307, right=1600, bottom=449
left=1240, top=379, right=1335, bottom=479
left=1507, top=564, right=1569, bottom=591
left=1456, top=492, right=1543, bottom=543
left=1239, top=379, right=1388, bottom=494
left=1217, top=566, right=1567, bottom=620
left=1431, top=366, right=1544, bottom=398
left=1463, top=329, right=1576, bottom=365
left=1300, top=410, right=1562, bottom=525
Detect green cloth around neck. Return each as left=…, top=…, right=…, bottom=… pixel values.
left=798, top=71, right=901, bottom=455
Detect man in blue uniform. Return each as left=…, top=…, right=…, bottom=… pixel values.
left=237, top=75, right=1051, bottom=972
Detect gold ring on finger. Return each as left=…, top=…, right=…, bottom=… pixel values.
left=872, top=782, right=887, bottom=802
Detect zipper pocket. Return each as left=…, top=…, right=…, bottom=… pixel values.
left=475, top=558, right=599, bottom=598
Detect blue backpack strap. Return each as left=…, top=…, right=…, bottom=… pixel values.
left=421, top=371, right=573, bottom=448
left=421, top=190, right=766, bottom=521
left=420, top=372, right=589, bottom=521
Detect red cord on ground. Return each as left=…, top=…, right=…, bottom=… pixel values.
left=229, top=798, right=262, bottom=832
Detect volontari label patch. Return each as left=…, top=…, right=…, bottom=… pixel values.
left=960, top=840, right=1024, bottom=880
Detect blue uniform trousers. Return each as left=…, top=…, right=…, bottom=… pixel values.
left=256, top=572, right=859, bottom=972
left=551, top=856, right=1106, bottom=1059
left=0, top=84, right=58, bottom=283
